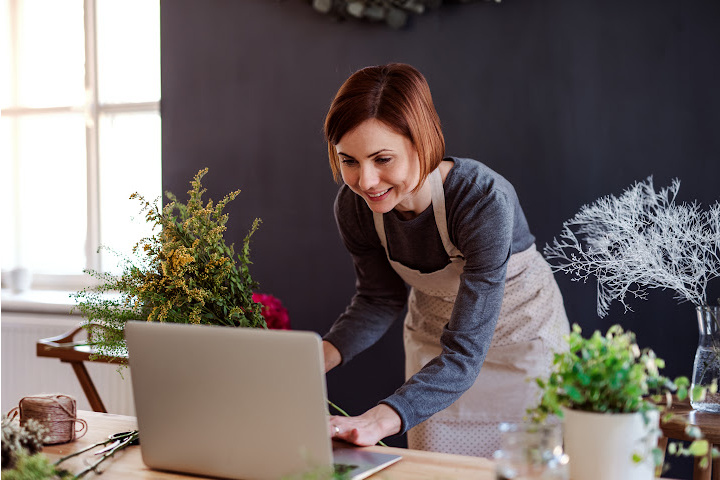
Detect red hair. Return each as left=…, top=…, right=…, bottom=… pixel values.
left=324, top=63, right=445, bottom=192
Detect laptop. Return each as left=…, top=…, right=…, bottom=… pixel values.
left=125, top=321, right=401, bottom=480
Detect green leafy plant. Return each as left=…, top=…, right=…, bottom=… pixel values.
left=528, top=324, right=717, bottom=468
left=1, top=453, right=73, bottom=480
left=72, top=168, right=266, bottom=360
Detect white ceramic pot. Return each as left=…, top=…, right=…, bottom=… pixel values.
left=562, top=407, right=659, bottom=480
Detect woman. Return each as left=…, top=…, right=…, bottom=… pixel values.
left=322, top=63, right=569, bottom=458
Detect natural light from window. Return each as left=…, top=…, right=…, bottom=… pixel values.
left=1, top=0, right=161, bottom=288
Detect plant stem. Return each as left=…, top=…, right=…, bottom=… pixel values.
left=52, top=438, right=115, bottom=465
left=328, top=400, right=350, bottom=417
left=73, top=431, right=139, bottom=479
left=54, top=430, right=139, bottom=480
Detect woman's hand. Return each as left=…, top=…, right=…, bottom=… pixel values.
left=322, top=340, right=342, bottom=373
left=329, top=404, right=402, bottom=446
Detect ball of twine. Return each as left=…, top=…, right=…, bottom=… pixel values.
left=8, top=394, right=88, bottom=445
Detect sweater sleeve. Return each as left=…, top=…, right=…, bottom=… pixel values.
left=322, top=186, right=408, bottom=366
left=380, top=181, right=515, bottom=433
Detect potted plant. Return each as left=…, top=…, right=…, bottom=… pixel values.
left=528, top=324, right=715, bottom=480
left=543, top=177, right=720, bottom=411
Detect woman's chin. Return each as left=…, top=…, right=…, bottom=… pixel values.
left=363, top=199, right=395, bottom=214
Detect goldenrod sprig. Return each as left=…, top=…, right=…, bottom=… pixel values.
left=72, top=168, right=265, bottom=362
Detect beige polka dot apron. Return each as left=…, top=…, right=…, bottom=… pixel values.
left=373, top=168, right=569, bottom=458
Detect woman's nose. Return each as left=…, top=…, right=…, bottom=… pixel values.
left=358, top=165, right=379, bottom=191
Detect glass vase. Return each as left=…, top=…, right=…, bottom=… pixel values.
left=691, top=305, right=720, bottom=413
left=493, top=422, right=569, bottom=480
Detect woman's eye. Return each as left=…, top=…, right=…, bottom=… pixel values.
left=375, top=157, right=391, bottom=164
left=340, top=158, right=357, bottom=166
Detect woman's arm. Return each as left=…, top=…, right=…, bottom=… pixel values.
left=322, top=186, right=408, bottom=366
left=322, top=340, right=342, bottom=372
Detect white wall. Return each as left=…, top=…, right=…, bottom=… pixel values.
left=1, top=311, right=134, bottom=416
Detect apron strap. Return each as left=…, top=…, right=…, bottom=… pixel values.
left=373, top=209, right=389, bottom=252
left=429, top=169, right=463, bottom=259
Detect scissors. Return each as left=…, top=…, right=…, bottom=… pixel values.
left=94, top=430, right=140, bottom=455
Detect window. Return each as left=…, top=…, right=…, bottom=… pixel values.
left=1, top=0, right=161, bottom=290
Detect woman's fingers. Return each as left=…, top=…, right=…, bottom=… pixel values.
left=329, top=416, right=382, bottom=446
left=329, top=404, right=401, bottom=446
left=347, top=428, right=363, bottom=444
left=329, top=417, right=350, bottom=439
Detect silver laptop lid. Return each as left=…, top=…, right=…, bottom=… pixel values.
left=126, top=321, right=333, bottom=480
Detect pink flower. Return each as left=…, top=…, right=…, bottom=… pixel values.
left=252, top=293, right=291, bottom=330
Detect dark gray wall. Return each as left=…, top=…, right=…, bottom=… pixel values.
left=161, top=0, right=720, bottom=467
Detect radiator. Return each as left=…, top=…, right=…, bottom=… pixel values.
left=1, top=312, right=135, bottom=416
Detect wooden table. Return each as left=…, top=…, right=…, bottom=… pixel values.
left=659, top=398, right=720, bottom=480
left=36, top=324, right=124, bottom=413
left=41, top=411, right=687, bottom=480
left=43, top=411, right=497, bottom=480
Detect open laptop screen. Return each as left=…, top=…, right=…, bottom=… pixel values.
left=126, top=321, right=335, bottom=479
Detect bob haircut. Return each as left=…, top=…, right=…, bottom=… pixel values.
left=324, top=63, right=445, bottom=193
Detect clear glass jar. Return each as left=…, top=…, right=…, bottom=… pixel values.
left=494, top=422, right=569, bottom=480
left=691, top=305, right=720, bottom=413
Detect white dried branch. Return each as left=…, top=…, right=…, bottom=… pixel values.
left=544, top=177, right=720, bottom=317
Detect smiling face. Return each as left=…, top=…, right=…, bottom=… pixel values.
left=336, top=118, right=431, bottom=218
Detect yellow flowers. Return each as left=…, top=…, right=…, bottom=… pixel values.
left=73, top=168, right=266, bottom=360
left=163, top=247, right=195, bottom=276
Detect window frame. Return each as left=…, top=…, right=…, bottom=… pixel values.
left=1, top=0, right=161, bottom=292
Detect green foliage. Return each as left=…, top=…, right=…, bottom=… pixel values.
left=72, top=169, right=266, bottom=361
left=528, top=324, right=718, bottom=468
left=0, top=453, right=72, bottom=480
left=281, top=466, right=350, bottom=480
left=529, top=324, right=682, bottom=420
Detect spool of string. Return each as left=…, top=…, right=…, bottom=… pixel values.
left=8, top=394, right=88, bottom=445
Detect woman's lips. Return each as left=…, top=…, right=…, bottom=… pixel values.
left=366, top=188, right=391, bottom=201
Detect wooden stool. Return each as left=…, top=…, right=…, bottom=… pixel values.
left=659, top=397, right=720, bottom=480
left=36, top=323, right=124, bottom=413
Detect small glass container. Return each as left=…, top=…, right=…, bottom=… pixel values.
left=494, top=422, right=569, bottom=480
left=691, top=305, right=720, bottom=413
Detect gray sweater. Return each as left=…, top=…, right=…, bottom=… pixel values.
left=323, top=157, right=535, bottom=434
